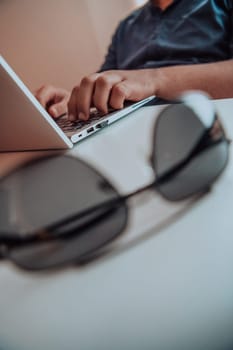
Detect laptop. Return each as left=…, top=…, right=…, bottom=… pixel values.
left=0, top=55, right=155, bottom=152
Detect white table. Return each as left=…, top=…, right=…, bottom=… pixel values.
left=0, top=99, right=233, bottom=350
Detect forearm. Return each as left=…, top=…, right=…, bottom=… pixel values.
left=155, top=59, right=233, bottom=100
left=65, top=59, right=233, bottom=120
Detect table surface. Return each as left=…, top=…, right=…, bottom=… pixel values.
left=0, top=99, right=233, bottom=350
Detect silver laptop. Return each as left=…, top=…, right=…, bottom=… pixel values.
left=0, top=55, right=155, bottom=152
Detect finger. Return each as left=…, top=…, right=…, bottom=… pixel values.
left=109, top=81, right=131, bottom=109
left=34, top=85, right=57, bottom=108
left=76, top=73, right=100, bottom=120
left=110, top=79, right=149, bottom=109
left=48, top=100, right=68, bottom=119
left=68, top=86, right=79, bottom=121
left=93, top=74, right=123, bottom=114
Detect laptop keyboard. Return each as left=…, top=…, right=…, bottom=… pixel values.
left=56, top=109, right=109, bottom=137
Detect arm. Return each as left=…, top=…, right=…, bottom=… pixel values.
left=67, top=59, right=233, bottom=120
left=155, top=59, right=233, bottom=100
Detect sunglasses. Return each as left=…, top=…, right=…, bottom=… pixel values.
left=0, top=93, right=230, bottom=271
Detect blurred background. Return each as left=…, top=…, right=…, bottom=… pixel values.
left=0, top=0, right=147, bottom=91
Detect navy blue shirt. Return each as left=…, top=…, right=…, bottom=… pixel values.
left=100, top=0, right=233, bottom=71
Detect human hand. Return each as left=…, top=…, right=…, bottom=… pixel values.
left=34, top=85, right=71, bottom=118
left=67, top=69, right=157, bottom=121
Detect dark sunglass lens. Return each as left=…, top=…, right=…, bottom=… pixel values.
left=0, top=155, right=128, bottom=269
left=0, top=156, right=119, bottom=235
left=152, top=104, right=207, bottom=177
left=157, top=140, right=229, bottom=201
left=7, top=202, right=127, bottom=270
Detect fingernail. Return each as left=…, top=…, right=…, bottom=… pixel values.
left=68, top=114, right=75, bottom=121
left=79, top=112, right=87, bottom=120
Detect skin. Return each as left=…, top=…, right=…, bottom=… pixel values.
left=154, top=0, right=174, bottom=10
left=35, top=0, right=233, bottom=121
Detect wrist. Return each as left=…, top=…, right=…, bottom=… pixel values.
left=152, top=67, right=171, bottom=98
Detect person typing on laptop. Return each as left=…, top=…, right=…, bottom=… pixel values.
left=35, top=0, right=233, bottom=122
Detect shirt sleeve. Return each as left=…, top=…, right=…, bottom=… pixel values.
left=98, top=26, right=119, bottom=72
left=227, top=0, right=233, bottom=56
left=230, top=10, right=233, bottom=56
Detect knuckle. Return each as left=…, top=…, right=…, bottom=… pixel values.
left=113, top=84, right=127, bottom=98
left=72, top=85, right=79, bottom=94
left=44, top=84, right=54, bottom=92
left=42, top=84, right=54, bottom=97
left=96, top=75, right=109, bottom=88
left=80, top=76, right=93, bottom=87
